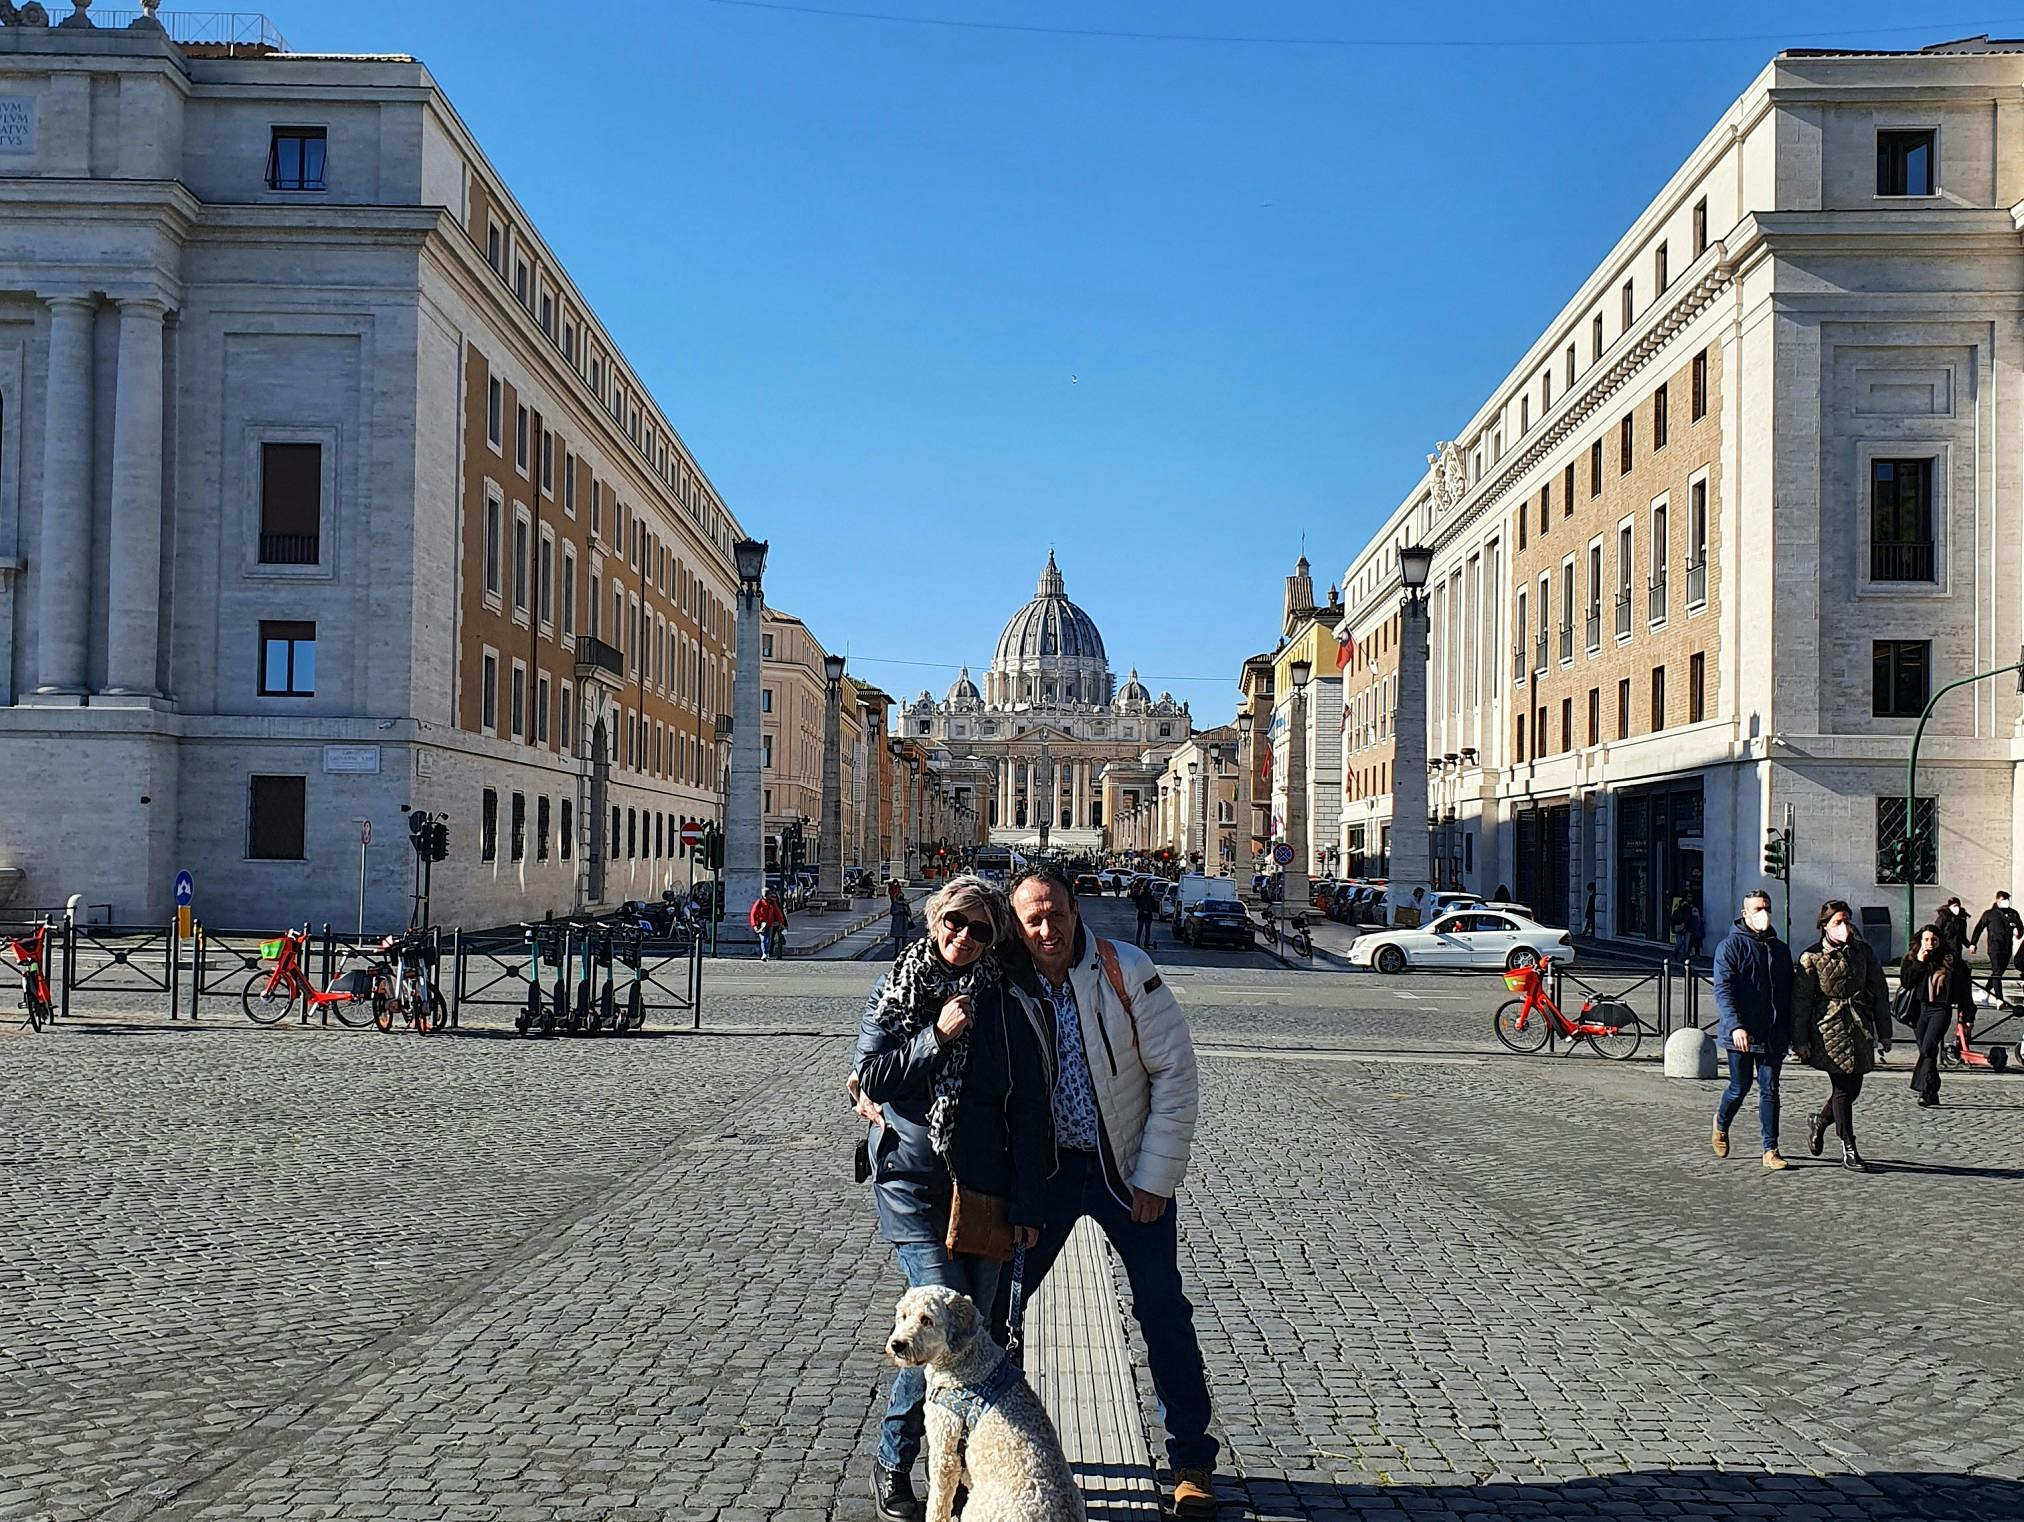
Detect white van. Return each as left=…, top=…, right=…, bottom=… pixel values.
left=1176, top=874, right=1241, bottom=915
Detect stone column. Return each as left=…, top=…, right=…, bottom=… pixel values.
left=1072, top=760, right=1086, bottom=830
left=103, top=296, right=169, bottom=697
left=35, top=294, right=97, bottom=696
left=816, top=669, right=844, bottom=907
left=1388, top=591, right=1434, bottom=924
left=999, top=755, right=1012, bottom=828
left=725, top=560, right=768, bottom=936
left=1284, top=689, right=1311, bottom=916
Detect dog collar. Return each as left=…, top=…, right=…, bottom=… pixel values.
left=927, top=1353, right=1022, bottom=1433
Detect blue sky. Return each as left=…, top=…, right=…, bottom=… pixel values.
left=293, top=1, right=2012, bottom=721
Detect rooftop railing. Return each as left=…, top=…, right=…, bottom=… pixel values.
left=17, top=9, right=289, bottom=54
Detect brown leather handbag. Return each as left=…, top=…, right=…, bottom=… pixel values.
left=944, top=992, right=1018, bottom=1263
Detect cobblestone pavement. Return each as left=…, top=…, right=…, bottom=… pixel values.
left=5, top=947, right=2021, bottom=1521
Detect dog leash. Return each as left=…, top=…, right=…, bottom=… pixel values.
left=1005, top=1243, right=1027, bottom=1366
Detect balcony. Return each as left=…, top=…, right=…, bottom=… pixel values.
left=1686, top=557, right=1707, bottom=607
left=1871, top=540, right=1935, bottom=582
left=574, top=635, right=625, bottom=687
left=257, top=532, right=319, bottom=565
left=1557, top=623, right=1573, bottom=663
left=1586, top=609, right=1602, bottom=650
left=1614, top=593, right=1632, bottom=640
left=1648, top=573, right=1668, bottom=624
left=1533, top=634, right=1548, bottom=673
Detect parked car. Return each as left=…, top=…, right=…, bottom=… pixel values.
left=1073, top=873, right=1103, bottom=897
left=1179, top=897, right=1255, bottom=949
left=1158, top=882, right=1183, bottom=922
left=1345, top=909, right=1575, bottom=974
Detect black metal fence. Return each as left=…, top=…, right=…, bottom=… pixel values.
left=1544, top=959, right=1703, bottom=1051
left=2, top=912, right=705, bottom=1032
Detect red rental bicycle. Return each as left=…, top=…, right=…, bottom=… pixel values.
left=6, top=922, right=54, bottom=1033
left=241, top=928, right=384, bottom=1027
left=1492, top=956, right=1641, bottom=1059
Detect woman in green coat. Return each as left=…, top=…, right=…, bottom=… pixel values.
left=1792, top=899, right=1890, bottom=1172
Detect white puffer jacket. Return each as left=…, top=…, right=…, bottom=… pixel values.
left=1060, top=933, right=1200, bottom=1198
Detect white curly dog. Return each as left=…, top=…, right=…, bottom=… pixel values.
left=886, top=1283, right=1086, bottom=1522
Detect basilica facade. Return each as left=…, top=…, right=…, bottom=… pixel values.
left=901, top=554, right=1191, bottom=853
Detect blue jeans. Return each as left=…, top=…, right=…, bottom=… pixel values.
left=877, top=1242, right=1005, bottom=1470
left=1015, top=1150, right=1218, bottom=1472
left=1716, top=1049, right=1782, bottom=1152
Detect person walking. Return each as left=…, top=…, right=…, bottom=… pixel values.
left=886, top=881, right=912, bottom=960
left=749, top=888, right=786, bottom=962
left=1133, top=879, right=1158, bottom=951
left=1901, top=923, right=1975, bottom=1108
left=853, top=875, right=1052, bottom=1522
left=1711, top=889, right=1795, bottom=1169
left=1970, top=890, right=2021, bottom=1007
left=1792, top=900, right=1889, bottom=1172
left=1001, top=866, right=1220, bottom=1518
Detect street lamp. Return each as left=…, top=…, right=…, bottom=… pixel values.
left=1207, top=744, right=1223, bottom=873
left=1385, top=542, right=1435, bottom=922
left=725, top=537, right=769, bottom=946
left=1283, top=657, right=1313, bottom=929
left=907, top=754, right=923, bottom=873
left=1236, top=709, right=1254, bottom=881
left=887, top=737, right=905, bottom=878
left=816, top=652, right=847, bottom=908
left=1187, top=760, right=1200, bottom=870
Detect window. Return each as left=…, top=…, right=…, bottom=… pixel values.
left=560, top=799, right=573, bottom=859
left=1616, top=523, right=1633, bottom=639
left=1692, top=196, right=1708, bottom=257
left=561, top=544, right=576, bottom=635
left=1650, top=665, right=1666, bottom=731
left=510, top=661, right=526, bottom=738
left=537, top=534, right=553, bottom=626
left=561, top=680, right=574, bottom=751
left=266, top=127, right=327, bottom=191
left=1689, top=652, right=1706, bottom=723
left=246, top=775, right=307, bottom=860
left=1515, top=712, right=1527, bottom=762
left=1565, top=343, right=1575, bottom=388
left=1654, top=241, right=1668, bottom=294
left=1518, top=506, right=1527, bottom=551
left=1589, top=439, right=1603, bottom=496
left=761, top=687, right=773, bottom=714
left=1691, top=349, right=1708, bottom=421
left=1620, top=278, right=1634, bottom=331
left=534, top=795, right=551, bottom=861
left=1591, top=313, right=1603, bottom=363
left=1536, top=705, right=1548, bottom=753
left=1539, top=483, right=1550, bottom=536
left=480, top=650, right=498, bottom=732
left=539, top=293, right=553, bottom=337
left=1542, top=370, right=1552, bottom=411
left=1687, top=480, right=1709, bottom=607
left=626, top=808, right=636, bottom=858
left=1520, top=396, right=1529, bottom=434
left=486, top=378, right=503, bottom=449
left=258, top=621, right=316, bottom=696
left=512, top=516, right=529, bottom=612
left=1650, top=501, right=1669, bottom=624
left=536, top=673, right=550, bottom=743
left=1877, top=129, right=1935, bottom=197
left=514, top=406, right=529, bottom=471
left=1587, top=687, right=1600, bottom=746
left=1586, top=541, right=1604, bottom=649
left=540, top=431, right=553, bottom=494
left=479, top=788, right=498, bottom=861
left=510, top=792, right=526, bottom=861
left=1872, top=640, right=1930, bottom=717
left=564, top=322, right=576, bottom=362
left=762, top=633, right=775, bottom=658
left=1876, top=795, right=1938, bottom=884
left=514, top=259, right=529, bottom=305
left=1560, top=697, right=1572, bottom=752
left=258, top=443, right=321, bottom=564
left=1616, top=678, right=1631, bottom=740
left=486, top=222, right=502, bottom=271
left=1870, top=458, right=1935, bottom=581
left=1562, top=462, right=1575, bottom=517
left=1618, top=413, right=1633, bottom=474
left=483, top=494, right=502, bottom=600
left=762, top=734, right=773, bottom=769
left=1652, top=383, right=1669, bottom=449
left=591, top=480, right=602, bottom=540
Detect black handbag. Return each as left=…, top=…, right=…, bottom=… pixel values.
left=1892, top=983, right=1920, bottom=1030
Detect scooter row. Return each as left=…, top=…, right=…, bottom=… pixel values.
left=518, top=919, right=648, bottom=1037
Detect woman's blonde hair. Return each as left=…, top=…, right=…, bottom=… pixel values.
left=922, top=874, right=1011, bottom=949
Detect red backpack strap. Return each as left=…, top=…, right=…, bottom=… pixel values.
left=1095, top=938, right=1141, bottom=1053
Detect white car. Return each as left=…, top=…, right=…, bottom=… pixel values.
left=1346, top=909, right=1575, bottom=974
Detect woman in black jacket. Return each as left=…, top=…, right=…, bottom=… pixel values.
left=1901, top=924, right=1975, bottom=1107
left=851, top=874, right=1052, bottom=1520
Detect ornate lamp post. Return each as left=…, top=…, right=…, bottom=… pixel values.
left=1187, top=759, right=1201, bottom=870
left=816, top=652, right=847, bottom=908
left=1235, top=710, right=1254, bottom=882
left=1283, top=657, right=1313, bottom=927
left=887, top=737, right=905, bottom=877
left=1207, top=744, right=1224, bottom=873
left=907, top=754, right=923, bottom=874
left=1390, top=544, right=1436, bottom=926
left=725, top=537, right=769, bottom=942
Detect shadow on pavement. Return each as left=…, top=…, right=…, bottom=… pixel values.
left=1224, top=1468, right=2024, bottom=1520
left=1866, top=1159, right=2024, bottom=1180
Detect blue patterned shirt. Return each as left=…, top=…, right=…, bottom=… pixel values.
left=1039, top=971, right=1102, bottom=1152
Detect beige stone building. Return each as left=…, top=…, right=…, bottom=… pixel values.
left=1333, top=38, right=2024, bottom=947
left=1152, top=726, right=1240, bottom=871
left=759, top=608, right=872, bottom=876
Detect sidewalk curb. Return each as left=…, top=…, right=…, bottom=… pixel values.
left=783, top=887, right=931, bottom=959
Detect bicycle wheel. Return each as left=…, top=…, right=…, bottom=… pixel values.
left=1584, top=1001, right=1643, bottom=1060
left=22, top=984, right=47, bottom=1033
left=334, top=975, right=383, bottom=1030
left=242, top=970, right=301, bottom=1025
left=1493, top=998, right=1552, bottom=1054
left=428, top=986, right=448, bottom=1031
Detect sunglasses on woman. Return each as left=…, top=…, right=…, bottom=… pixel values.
left=940, top=912, right=994, bottom=944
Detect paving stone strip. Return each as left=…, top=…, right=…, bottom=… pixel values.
left=1024, top=1220, right=1161, bottom=1518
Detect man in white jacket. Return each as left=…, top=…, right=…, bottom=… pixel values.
left=1007, top=866, right=1218, bottom=1519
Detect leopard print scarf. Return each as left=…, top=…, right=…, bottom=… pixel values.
left=871, top=936, right=1003, bottom=1157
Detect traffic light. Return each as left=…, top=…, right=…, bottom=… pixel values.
left=1763, top=828, right=1789, bottom=881
left=409, top=812, right=429, bottom=852
left=705, top=822, right=724, bottom=871
left=429, top=820, right=449, bottom=862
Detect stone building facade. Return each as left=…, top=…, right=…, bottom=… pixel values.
left=1334, top=38, right=2024, bottom=947
left=903, top=553, right=1189, bottom=853
left=0, top=18, right=743, bottom=929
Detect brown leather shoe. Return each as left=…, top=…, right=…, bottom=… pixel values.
left=1172, top=1468, right=1217, bottom=1518
left=1710, top=1124, right=1729, bottom=1158
left=1762, top=1148, right=1790, bottom=1170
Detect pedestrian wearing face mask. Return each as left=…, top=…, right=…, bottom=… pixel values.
left=1792, top=900, right=1889, bottom=1172
left=1901, top=924, right=1975, bottom=1108
left=1711, top=889, right=1796, bottom=1169
left=1934, top=897, right=1972, bottom=960
left=1970, top=891, right=2021, bottom=1008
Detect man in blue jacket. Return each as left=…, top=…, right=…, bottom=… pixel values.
left=1711, top=889, right=1795, bottom=1169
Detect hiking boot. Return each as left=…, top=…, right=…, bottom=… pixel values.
left=1842, top=1144, right=1870, bottom=1174
left=1172, top=1468, right=1218, bottom=1519
left=1710, top=1123, right=1729, bottom=1159
left=872, top=1461, right=923, bottom=1522
left=1808, top=1109, right=1829, bottom=1157
left=1762, top=1148, right=1790, bottom=1170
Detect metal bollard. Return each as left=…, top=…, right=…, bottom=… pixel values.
left=60, top=916, right=74, bottom=1023
left=189, top=924, right=203, bottom=1021
left=166, top=924, right=178, bottom=1021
